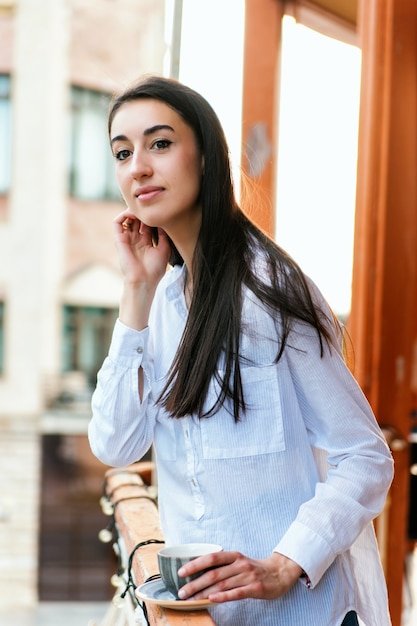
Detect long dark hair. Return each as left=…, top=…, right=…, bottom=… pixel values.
left=108, top=75, right=337, bottom=421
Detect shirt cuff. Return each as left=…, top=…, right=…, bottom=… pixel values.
left=108, top=318, right=150, bottom=366
left=274, top=520, right=336, bottom=589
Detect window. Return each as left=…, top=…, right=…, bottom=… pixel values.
left=276, top=14, right=361, bottom=320
left=69, top=87, right=120, bottom=201
left=0, top=302, right=4, bottom=374
left=62, top=305, right=117, bottom=387
left=0, top=74, right=11, bottom=194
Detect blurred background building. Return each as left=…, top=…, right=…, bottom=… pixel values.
left=0, top=0, right=166, bottom=612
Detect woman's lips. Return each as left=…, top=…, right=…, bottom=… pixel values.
left=135, top=186, right=164, bottom=201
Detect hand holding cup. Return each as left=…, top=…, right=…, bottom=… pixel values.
left=157, top=543, right=223, bottom=599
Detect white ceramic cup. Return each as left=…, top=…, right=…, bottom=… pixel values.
left=157, top=542, right=223, bottom=599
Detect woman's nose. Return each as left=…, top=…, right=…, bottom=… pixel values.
left=130, top=150, right=152, bottom=179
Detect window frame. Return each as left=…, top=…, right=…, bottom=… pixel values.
left=284, top=0, right=358, bottom=46
left=69, top=85, right=120, bottom=201
left=62, top=304, right=118, bottom=387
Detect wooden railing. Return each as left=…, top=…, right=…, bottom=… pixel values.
left=96, top=462, right=216, bottom=626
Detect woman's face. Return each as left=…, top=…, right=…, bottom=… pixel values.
left=110, top=98, right=203, bottom=239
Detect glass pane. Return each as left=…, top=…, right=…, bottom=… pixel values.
left=0, top=302, right=4, bottom=374
left=62, top=306, right=76, bottom=372
left=105, top=149, right=121, bottom=200
left=69, top=88, right=114, bottom=200
left=62, top=305, right=117, bottom=387
left=276, top=17, right=361, bottom=320
left=0, top=74, right=10, bottom=98
left=72, top=107, right=108, bottom=199
left=0, top=75, right=11, bottom=194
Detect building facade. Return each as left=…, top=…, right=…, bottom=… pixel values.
left=0, top=0, right=165, bottom=607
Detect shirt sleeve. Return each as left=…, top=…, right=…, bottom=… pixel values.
left=88, top=318, right=156, bottom=467
left=274, top=319, right=394, bottom=588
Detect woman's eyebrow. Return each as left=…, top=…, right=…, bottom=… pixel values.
left=143, top=124, right=175, bottom=136
left=110, top=125, right=175, bottom=145
left=110, top=134, right=128, bottom=145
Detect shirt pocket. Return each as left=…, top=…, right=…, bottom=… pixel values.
left=201, top=364, right=286, bottom=459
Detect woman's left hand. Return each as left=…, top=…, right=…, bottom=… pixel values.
left=177, top=551, right=303, bottom=603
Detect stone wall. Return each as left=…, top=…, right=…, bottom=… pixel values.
left=0, top=418, right=40, bottom=606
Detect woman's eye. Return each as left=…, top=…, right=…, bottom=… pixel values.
left=152, top=139, right=172, bottom=151
left=115, top=149, right=131, bottom=161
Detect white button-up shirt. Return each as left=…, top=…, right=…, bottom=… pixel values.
left=89, top=263, right=393, bottom=626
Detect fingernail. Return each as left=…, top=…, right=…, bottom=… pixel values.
left=177, top=589, right=186, bottom=599
left=177, top=567, right=185, bottom=576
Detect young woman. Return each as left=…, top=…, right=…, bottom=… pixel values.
left=88, top=75, right=394, bottom=626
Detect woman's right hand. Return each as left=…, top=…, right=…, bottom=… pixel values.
left=114, top=211, right=172, bottom=330
left=114, top=211, right=171, bottom=287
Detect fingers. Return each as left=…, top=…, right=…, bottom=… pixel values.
left=114, top=212, right=154, bottom=248
left=178, top=551, right=235, bottom=578
left=184, top=551, right=236, bottom=571
left=114, top=211, right=139, bottom=237
left=178, top=566, right=251, bottom=602
left=177, top=552, right=243, bottom=600
left=113, top=212, right=169, bottom=249
left=177, top=552, right=300, bottom=603
left=114, top=210, right=138, bottom=227
left=122, top=218, right=133, bottom=232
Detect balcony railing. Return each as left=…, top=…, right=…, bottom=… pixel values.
left=97, top=462, right=216, bottom=626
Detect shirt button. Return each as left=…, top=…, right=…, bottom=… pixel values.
left=136, top=346, right=143, bottom=354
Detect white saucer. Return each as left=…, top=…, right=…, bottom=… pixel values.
left=135, top=578, right=214, bottom=611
